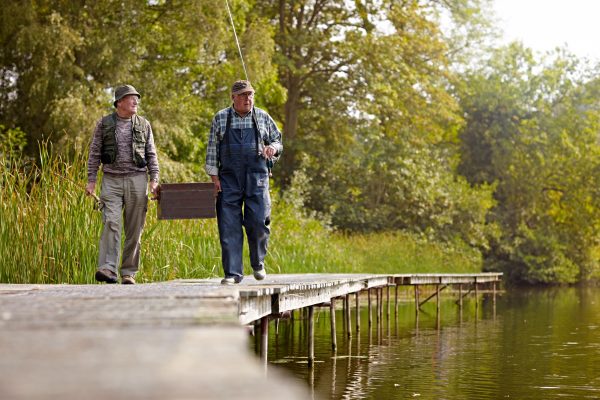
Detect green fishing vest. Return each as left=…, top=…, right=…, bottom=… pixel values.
left=100, top=113, right=149, bottom=168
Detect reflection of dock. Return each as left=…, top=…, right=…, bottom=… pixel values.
left=0, top=273, right=501, bottom=398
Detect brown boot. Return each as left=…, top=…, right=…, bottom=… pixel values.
left=95, top=269, right=118, bottom=284
left=121, top=275, right=135, bottom=285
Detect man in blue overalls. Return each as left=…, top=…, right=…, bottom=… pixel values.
left=205, top=80, right=283, bottom=284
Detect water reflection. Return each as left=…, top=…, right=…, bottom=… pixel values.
left=257, top=287, right=600, bottom=399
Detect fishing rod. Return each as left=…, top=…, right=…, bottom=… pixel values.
left=224, top=0, right=276, bottom=176
left=224, top=0, right=249, bottom=81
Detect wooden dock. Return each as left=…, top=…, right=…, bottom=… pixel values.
left=0, top=272, right=501, bottom=399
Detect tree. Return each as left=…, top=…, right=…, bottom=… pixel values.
left=457, top=44, right=600, bottom=283
left=0, top=0, right=282, bottom=180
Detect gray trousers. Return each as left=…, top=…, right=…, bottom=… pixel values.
left=98, top=173, right=148, bottom=277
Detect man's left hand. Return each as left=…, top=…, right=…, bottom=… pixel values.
left=262, top=145, right=276, bottom=159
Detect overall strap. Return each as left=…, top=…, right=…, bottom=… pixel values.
left=224, top=107, right=233, bottom=160
left=251, top=107, right=261, bottom=150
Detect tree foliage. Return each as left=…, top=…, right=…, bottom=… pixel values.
left=0, top=0, right=282, bottom=179
left=457, top=44, right=600, bottom=283
left=3, top=1, right=600, bottom=284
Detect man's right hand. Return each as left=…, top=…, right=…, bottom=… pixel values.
left=85, top=182, right=96, bottom=197
left=210, top=175, right=221, bottom=197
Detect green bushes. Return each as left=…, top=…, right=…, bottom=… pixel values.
left=0, top=144, right=482, bottom=284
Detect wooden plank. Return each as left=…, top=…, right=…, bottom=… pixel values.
left=157, top=182, right=216, bottom=220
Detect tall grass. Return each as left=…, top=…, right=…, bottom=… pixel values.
left=0, top=144, right=482, bottom=284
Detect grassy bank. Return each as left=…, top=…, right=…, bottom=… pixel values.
left=0, top=146, right=482, bottom=284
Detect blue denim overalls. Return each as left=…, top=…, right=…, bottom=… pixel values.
left=216, top=108, right=271, bottom=280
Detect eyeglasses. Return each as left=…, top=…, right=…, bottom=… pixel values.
left=235, top=92, right=254, bottom=98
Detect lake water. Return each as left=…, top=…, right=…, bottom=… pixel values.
left=255, top=287, right=600, bottom=399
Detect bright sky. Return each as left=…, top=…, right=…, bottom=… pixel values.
left=493, top=0, right=600, bottom=62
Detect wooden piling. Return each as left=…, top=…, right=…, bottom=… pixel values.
left=330, top=298, right=337, bottom=352
left=355, top=292, right=360, bottom=333
left=386, top=285, right=390, bottom=322
left=308, top=305, right=315, bottom=367
left=368, top=288, right=372, bottom=328
left=415, top=285, right=420, bottom=315
left=345, top=294, right=351, bottom=337
left=436, top=284, right=440, bottom=315
left=475, top=282, right=479, bottom=312
left=260, top=316, right=269, bottom=361
left=376, top=288, right=381, bottom=327
left=394, top=284, right=399, bottom=318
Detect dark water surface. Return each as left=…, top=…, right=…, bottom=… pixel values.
left=255, top=287, right=600, bottom=399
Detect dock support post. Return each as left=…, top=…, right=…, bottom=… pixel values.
left=330, top=298, right=337, bottom=351
left=355, top=292, right=360, bottom=333
left=475, top=282, right=479, bottom=312
left=386, top=285, right=390, bottom=322
left=260, top=316, right=269, bottom=362
left=493, top=281, right=497, bottom=318
left=458, top=283, right=463, bottom=321
left=379, top=288, right=384, bottom=325
left=395, top=284, right=399, bottom=319
left=414, top=285, right=420, bottom=315
left=368, top=289, right=373, bottom=328
left=345, top=294, right=351, bottom=337
left=436, top=284, right=440, bottom=315
left=308, top=305, right=315, bottom=367
left=376, top=288, right=381, bottom=327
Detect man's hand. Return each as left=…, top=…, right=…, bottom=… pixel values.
left=210, top=175, right=221, bottom=197
left=149, top=181, right=159, bottom=200
left=85, top=182, right=96, bottom=197
left=262, top=145, right=276, bottom=159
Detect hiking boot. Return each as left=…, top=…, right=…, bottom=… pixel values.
left=95, top=268, right=118, bottom=284
left=121, top=275, right=135, bottom=285
left=253, top=268, right=266, bottom=281
left=221, top=276, right=242, bottom=285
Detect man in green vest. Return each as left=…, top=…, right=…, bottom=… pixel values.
left=86, top=84, right=160, bottom=284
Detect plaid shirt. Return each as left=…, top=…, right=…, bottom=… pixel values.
left=204, top=106, right=283, bottom=176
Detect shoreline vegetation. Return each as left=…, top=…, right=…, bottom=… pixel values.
left=0, top=145, right=481, bottom=284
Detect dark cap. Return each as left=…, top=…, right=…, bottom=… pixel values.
left=231, top=80, right=255, bottom=95
left=113, top=84, right=141, bottom=107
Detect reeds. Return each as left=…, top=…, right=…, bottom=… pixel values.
left=0, top=143, right=481, bottom=284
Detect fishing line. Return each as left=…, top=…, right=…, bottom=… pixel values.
left=224, top=0, right=249, bottom=81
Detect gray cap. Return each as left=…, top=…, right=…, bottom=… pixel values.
left=231, top=80, right=255, bottom=95
left=113, top=84, right=141, bottom=107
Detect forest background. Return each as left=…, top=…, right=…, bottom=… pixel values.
left=1, top=0, right=600, bottom=285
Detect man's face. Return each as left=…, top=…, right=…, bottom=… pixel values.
left=232, top=91, right=254, bottom=115
left=117, top=94, right=139, bottom=117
